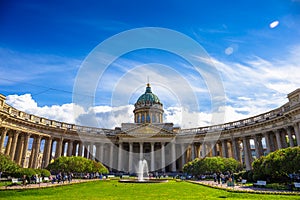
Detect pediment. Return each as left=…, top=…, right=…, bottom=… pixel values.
left=120, top=124, right=175, bottom=136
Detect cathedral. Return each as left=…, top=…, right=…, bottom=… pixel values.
left=0, top=84, right=300, bottom=173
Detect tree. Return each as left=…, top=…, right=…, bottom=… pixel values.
left=0, top=153, right=20, bottom=175
left=183, top=157, right=241, bottom=176
left=252, top=146, right=300, bottom=182
left=47, top=156, right=108, bottom=174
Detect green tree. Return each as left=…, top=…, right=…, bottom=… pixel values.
left=183, top=156, right=241, bottom=176
left=47, top=156, right=108, bottom=174
left=0, top=153, right=20, bottom=175
left=252, top=146, right=300, bottom=182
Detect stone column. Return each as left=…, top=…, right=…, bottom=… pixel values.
left=180, top=144, right=186, bottom=169
left=78, top=142, right=83, bottom=157
left=62, top=141, right=67, bottom=156
left=281, top=130, right=288, bottom=148
left=109, top=143, right=114, bottom=171
left=83, top=142, right=88, bottom=158
left=221, top=140, right=228, bottom=158
left=195, top=144, right=200, bottom=158
left=95, top=144, right=100, bottom=161
left=150, top=142, right=155, bottom=172
left=67, top=140, right=73, bottom=157
left=71, top=142, right=77, bottom=156
left=32, top=135, right=42, bottom=169
left=0, top=128, right=8, bottom=153
left=191, top=143, right=196, bottom=160
left=15, top=134, right=25, bottom=165
left=88, top=143, right=92, bottom=159
left=161, top=143, right=165, bottom=172
left=254, top=135, right=263, bottom=158
left=139, top=142, right=143, bottom=160
left=231, top=138, right=240, bottom=161
left=242, top=137, right=252, bottom=171
left=275, top=130, right=282, bottom=149
left=4, top=132, right=12, bottom=156
left=99, top=143, right=104, bottom=163
left=118, top=143, right=123, bottom=171
left=128, top=142, right=133, bottom=173
left=171, top=142, right=176, bottom=172
left=293, top=123, right=300, bottom=146
left=21, top=133, right=30, bottom=167
left=55, top=138, right=63, bottom=158
left=264, top=132, right=271, bottom=154
left=28, top=136, right=36, bottom=168
left=287, top=127, right=294, bottom=147
left=42, top=137, right=52, bottom=168
left=201, top=142, right=206, bottom=158
left=211, top=142, right=217, bottom=157
left=9, top=131, right=20, bottom=160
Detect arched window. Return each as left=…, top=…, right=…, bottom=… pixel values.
left=141, top=115, right=145, bottom=123
left=146, top=114, right=150, bottom=123
left=137, top=115, right=140, bottom=123
left=152, top=115, right=156, bottom=123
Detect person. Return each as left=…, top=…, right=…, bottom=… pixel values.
left=56, top=173, right=61, bottom=183
left=49, top=175, right=54, bottom=184
left=22, top=175, right=27, bottom=186
left=216, top=172, right=221, bottom=184
left=67, top=172, right=72, bottom=183
left=62, top=172, right=66, bottom=183
left=26, top=175, right=31, bottom=184
left=31, top=174, right=36, bottom=184
left=213, top=173, right=217, bottom=182
left=220, top=173, right=225, bottom=184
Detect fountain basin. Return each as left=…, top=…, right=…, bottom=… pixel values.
left=119, top=179, right=168, bottom=183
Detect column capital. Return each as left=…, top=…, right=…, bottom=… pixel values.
left=293, top=122, right=299, bottom=128
left=284, top=126, right=292, bottom=131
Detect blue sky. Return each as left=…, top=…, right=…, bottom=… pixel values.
left=1, top=0, right=300, bottom=128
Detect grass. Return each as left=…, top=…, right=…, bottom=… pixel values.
left=0, top=180, right=299, bottom=200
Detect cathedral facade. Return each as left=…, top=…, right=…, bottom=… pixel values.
left=1, top=84, right=300, bottom=173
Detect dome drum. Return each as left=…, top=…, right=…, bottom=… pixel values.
left=133, top=83, right=164, bottom=124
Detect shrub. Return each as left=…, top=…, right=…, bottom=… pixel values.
left=47, top=156, right=109, bottom=174
left=0, top=153, right=20, bottom=175
left=252, top=147, right=300, bottom=183
left=183, top=157, right=242, bottom=176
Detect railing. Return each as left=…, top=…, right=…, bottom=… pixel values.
left=1, top=98, right=297, bottom=136
left=180, top=104, right=287, bottom=134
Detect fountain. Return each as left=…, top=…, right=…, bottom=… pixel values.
left=137, top=159, right=149, bottom=181
left=119, top=159, right=168, bottom=183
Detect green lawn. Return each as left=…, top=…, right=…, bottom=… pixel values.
left=0, top=180, right=299, bottom=200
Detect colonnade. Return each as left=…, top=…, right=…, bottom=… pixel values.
left=1, top=122, right=299, bottom=171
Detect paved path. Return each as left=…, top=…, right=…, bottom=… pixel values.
left=0, top=179, right=99, bottom=190
left=188, top=180, right=300, bottom=195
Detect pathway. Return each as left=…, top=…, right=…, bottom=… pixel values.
left=188, top=180, right=300, bottom=195
left=0, top=179, right=99, bottom=190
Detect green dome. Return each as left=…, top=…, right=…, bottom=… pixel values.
left=136, top=84, right=161, bottom=104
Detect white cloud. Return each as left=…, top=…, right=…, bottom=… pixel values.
left=4, top=45, right=300, bottom=130
left=5, top=93, right=250, bottom=129
left=207, top=45, right=300, bottom=115
left=6, top=93, right=134, bottom=129
left=269, top=20, right=279, bottom=29
left=6, top=94, right=84, bottom=124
